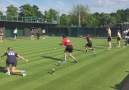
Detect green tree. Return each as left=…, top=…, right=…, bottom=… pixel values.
left=60, top=14, right=69, bottom=27
left=69, top=4, right=90, bottom=27
left=6, top=5, right=18, bottom=17
left=0, top=11, right=3, bottom=16
left=19, top=4, right=34, bottom=17
left=19, top=4, right=43, bottom=18
left=44, top=8, right=58, bottom=23
left=32, top=5, right=43, bottom=18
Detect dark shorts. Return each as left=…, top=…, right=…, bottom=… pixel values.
left=117, top=37, right=121, bottom=41
left=65, top=45, right=73, bottom=53
left=108, top=37, right=111, bottom=42
left=86, top=42, right=92, bottom=48
left=6, top=60, right=17, bottom=67
left=14, top=34, right=17, bottom=36
left=42, top=33, right=45, bottom=35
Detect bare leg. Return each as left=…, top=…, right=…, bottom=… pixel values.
left=64, top=51, right=66, bottom=60
left=12, top=67, right=22, bottom=73
left=69, top=53, right=76, bottom=60
left=6, top=65, right=10, bottom=72
left=108, top=42, right=112, bottom=50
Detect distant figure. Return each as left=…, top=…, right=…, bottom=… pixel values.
left=31, top=29, right=35, bottom=40
left=83, top=34, right=94, bottom=52
left=1, top=47, right=28, bottom=76
left=37, top=29, right=40, bottom=39
left=125, top=29, right=129, bottom=46
left=0, top=29, right=3, bottom=42
left=14, top=28, right=17, bottom=40
left=42, top=29, right=45, bottom=39
left=117, top=30, right=121, bottom=48
left=106, top=27, right=112, bottom=50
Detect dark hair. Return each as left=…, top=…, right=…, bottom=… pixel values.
left=63, top=35, right=67, bottom=38
left=8, top=47, right=13, bottom=50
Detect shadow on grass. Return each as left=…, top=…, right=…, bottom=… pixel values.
left=41, top=56, right=63, bottom=61
left=73, top=49, right=84, bottom=52
left=0, top=66, right=6, bottom=73
left=109, top=71, right=129, bottom=90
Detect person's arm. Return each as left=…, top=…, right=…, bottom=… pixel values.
left=1, top=53, right=6, bottom=58
left=17, top=55, right=28, bottom=62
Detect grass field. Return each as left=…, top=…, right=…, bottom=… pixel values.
left=0, top=37, right=129, bottom=90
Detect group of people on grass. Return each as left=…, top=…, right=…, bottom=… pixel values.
left=106, top=27, right=129, bottom=50
left=0, top=27, right=129, bottom=77
left=0, top=28, right=46, bottom=42
left=31, top=29, right=45, bottom=40
left=0, top=28, right=17, bottom=42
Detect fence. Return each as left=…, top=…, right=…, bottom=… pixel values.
left=1, top=27, right=123, bottom=38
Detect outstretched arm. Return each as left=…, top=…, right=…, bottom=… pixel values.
left=17, top=55, right=28, bottom=62
left=1, top=53, right=6, bottom=58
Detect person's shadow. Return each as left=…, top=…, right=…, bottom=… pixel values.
left=41, top=56, right=63, bottom=61
left=0, top=66, right=6, bottom=73
left=109, top=71, right=129, bottom=90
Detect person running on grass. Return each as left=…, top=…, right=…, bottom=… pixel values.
left=59, top=35, right=77, bottom=63
left=1, top=47, right=28, bottom=76
left=117, top=30, right=121, bottom=48
left=83, top=34, right=94, bottom=52
left=106, top=27, right=112, bottom=50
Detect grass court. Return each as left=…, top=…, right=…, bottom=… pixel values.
left=0, top=37, right=129, bottom=90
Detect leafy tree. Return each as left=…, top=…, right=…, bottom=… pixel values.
left=19, top=4, right=34, bottom=17
left=32, top=5, right=43, bottom=18
left=19, top=4, right=43, bottom=18
left=69, top=4, right=90, bottom=27
left=0, top=11, right=3, bottom=16
left=44, top=8, right=58, bottom=23
left=60, top=14, right=69, bottom=27
left=6, top=5, right=18, bottom=17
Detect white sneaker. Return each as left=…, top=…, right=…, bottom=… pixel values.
left=21, top=70, right=26, bottom=76
left=6, top=72, right=10, bottom=75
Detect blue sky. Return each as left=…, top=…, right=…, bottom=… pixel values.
left=0, top=0, right=129, bottom=15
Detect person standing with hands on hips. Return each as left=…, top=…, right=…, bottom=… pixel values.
left=106, top=27, right=112, bottom=50
left=59, top=35, right=77, bottom=63
left=1, top=47, right=28, bottom=76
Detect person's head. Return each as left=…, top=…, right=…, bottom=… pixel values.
left=63, top=35, right=67, bottom=39
left=87, top=34, right=90, bottom=37
left=106, top=27, right=110, bottom=30
left=128, top=29, right=129, bottom=32
left=7, top=47, right=13, bottom=51
left=117, top=30, right=120, bottom=32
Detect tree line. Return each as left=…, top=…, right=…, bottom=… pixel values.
left=0, top=4, right=129, bottom=28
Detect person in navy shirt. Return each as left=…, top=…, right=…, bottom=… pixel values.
left=1, top=47, right=28, bottom=76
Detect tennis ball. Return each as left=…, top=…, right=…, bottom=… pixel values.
left=26, top=59, right=29, bottom=62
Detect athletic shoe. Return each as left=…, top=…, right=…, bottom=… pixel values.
left=6, top=72, right=10, bottom=75
left=74, top=60, right=77, bottom=63
left=21, top=70, right=26, bottom=76
left=63, top=60, right=66, bottom=62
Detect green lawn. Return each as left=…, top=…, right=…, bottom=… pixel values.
left=0, top=37, right=129, bottom=90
